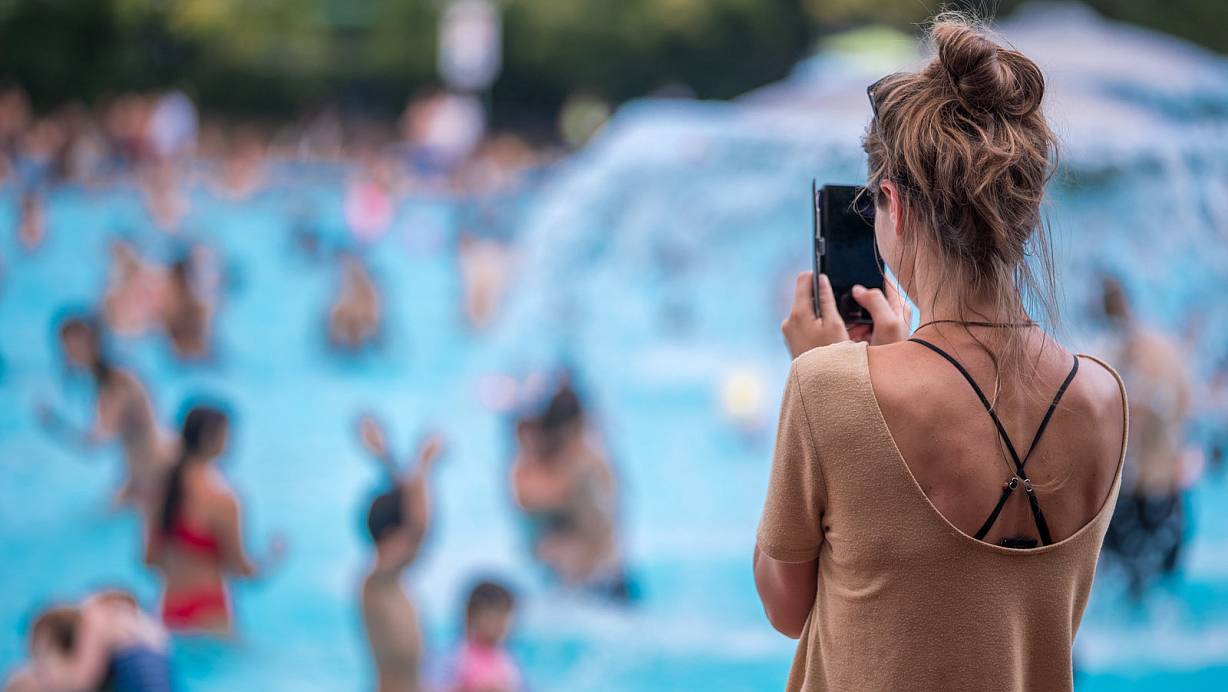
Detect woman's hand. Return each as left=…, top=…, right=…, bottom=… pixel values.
left=845, top=281, right=912, bottom=346
left=781, top=272, right=913, bottom=358
left=781, top=272, right=849, bottom=359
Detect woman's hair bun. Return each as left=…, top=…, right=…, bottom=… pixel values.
left=930, top=14, right=1044, bottom=118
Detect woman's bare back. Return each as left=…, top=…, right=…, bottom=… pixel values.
left=868, top=331, right=1126, bottom=547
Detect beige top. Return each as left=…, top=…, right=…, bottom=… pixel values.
left=757, top=341, right=1127, bottom=692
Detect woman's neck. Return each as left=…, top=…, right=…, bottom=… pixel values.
left=917, top=304, right=1030, bottom=328
left=911, top=278, right=1029, bottom=328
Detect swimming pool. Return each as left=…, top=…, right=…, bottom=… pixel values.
left=3, top=6, right=1228, bottom=691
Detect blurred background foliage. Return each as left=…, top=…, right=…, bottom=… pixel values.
left=1, top=0, right=1225, bottom=127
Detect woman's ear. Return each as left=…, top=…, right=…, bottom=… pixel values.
left=878, top=180, right=905, bottom=238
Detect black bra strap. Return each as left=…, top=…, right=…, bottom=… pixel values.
left=1026, top=486, right=1053, bottom=545
left=909, top=338, right=1079, bottom=547
left=974, top=481, right=1015, bottom=541
left=909, top=338, right=1024, bottom=470
left=1020, top=356, right=1080, bottom=467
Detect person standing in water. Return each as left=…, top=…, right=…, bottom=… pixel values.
left=329, top=254, right=383, bottom=353
left=357, top=415, right=445, bottom=692
left=458, top=232, right=512, bottom=331
left=42, top=315, right=172, bottom=512
left=160, top=255, right=213, bottom=361
left=102, top=240, right=166, bottom=338
left=145, top=404, right=282, bottom=635
left=1098, top=276, right=1193, bottom=598
left=510, top=378, right=630, bottom=599
left=755, top=14, right=1127, bottom=691
left=450, top=580, right=522, bottom=692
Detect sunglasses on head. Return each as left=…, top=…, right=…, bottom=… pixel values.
left=867, top=74, right=893, bottom=121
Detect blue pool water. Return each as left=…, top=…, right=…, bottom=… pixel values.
left=3, top=5, right=1228, bottom=690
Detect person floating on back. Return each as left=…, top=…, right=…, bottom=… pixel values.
left=357, top=414, right=445, bottom=692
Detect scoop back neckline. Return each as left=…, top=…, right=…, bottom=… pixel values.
left=851, top=340, right=1127, bottom=557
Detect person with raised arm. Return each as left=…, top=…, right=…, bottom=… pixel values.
left=357, top=414, right=445, bottom=692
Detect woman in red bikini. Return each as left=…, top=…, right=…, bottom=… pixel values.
left=144, top=404, right=282, bottom=635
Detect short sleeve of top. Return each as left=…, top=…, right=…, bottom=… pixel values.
left=756, top=358, right=827, bottom=563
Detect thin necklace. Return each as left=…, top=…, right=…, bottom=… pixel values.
left=915, top=319, right=1036, bottom=331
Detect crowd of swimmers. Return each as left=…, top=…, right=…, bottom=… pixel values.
left=16, top=301, right=633, bottom=692
left=1, top=84, right=622, bottom=692
left=14, top=311, right=627, bottom=691
left=0, top=83, right=539, bottom=351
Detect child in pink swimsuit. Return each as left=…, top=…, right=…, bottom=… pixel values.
left=452, top=581, right=521, bottom=692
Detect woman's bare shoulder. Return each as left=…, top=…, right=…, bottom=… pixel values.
left=1068, top=352, right=1128, bottom=448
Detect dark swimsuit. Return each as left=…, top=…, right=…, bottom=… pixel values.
left=1102, top=490, right=1184, bottom=597
left=910, top=338, right=1079, bottom=549
left=105, top=645, right=172, bottom=692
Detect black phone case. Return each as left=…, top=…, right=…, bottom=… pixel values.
left=815, top=183, right=884, bottom=325
left=811, top=179, right=821, bottom=317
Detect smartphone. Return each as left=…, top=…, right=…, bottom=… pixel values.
left=813, top=182, right=884, bottom=324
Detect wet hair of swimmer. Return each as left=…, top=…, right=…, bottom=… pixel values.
left=366, top=487, right=409, bottom=544
left=58, top=314, right=114, bottom=384
left=531, top=381, right=585, bottom=458
left=30, top=606, right=80, bottom=656
left=158, top=405, right=230, bottom=537
left=539, top=382, right=583, bottom=434
left=465, top=580, right=515, bottom=625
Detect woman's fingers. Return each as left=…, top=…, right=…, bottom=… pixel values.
left=851, top=282, right=912, bottom=345
left=791, top=271, right=816, bottom=320
left=816, top=273, right=842, bottom=326
left=851, top=285, right=895, bottom=326
left=782, top=272, right=850, bottom=358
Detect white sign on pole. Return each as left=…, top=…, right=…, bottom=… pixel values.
left=439, top=0, right=502, bottom=92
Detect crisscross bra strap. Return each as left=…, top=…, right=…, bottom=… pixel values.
left=909, top=338, right=1080, bottom=546
left=909, top=339, right=1024, bottom=467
